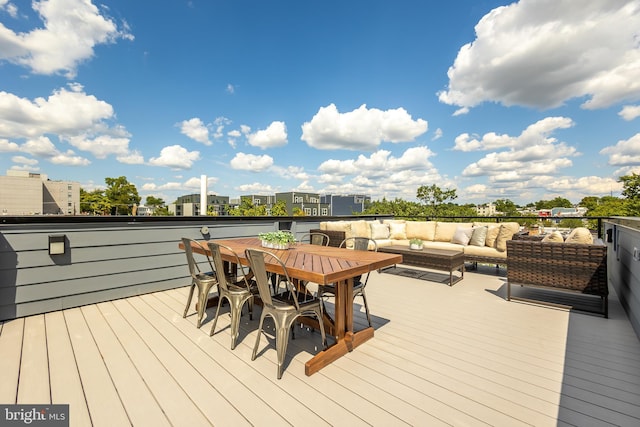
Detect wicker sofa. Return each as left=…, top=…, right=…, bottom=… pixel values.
left=312, top=219, right=522, bottom=266
left=506, top=236, right=608, bottom=317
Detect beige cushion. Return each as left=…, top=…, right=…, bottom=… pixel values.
left=388, top=222, right=407, bottom=239
left=485, top=226, right=500, bottom=247
left=435, top=222, right=471, bottom=242
left=565, top=227, right=594, bottom=244
left=469, top=226, right=488, bottom=246
left=324, top=221, right=349, bottom=232
left=370, top=222, right=390, bottom=240
left=495, top=224, right=518, bottom=252
left=451, top=227, right=474, bottom=245
left=405, top=221, right=436, bottom=241
left=348, top=220, right=371, bottom=239
left=463, top=244, right=508, bottom=259
left=541, top=231, right=564, bottom=243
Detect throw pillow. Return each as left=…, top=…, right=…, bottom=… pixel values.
left=370, top=222, right=390, bottom=240
left=485, top=226, right=500, bottom=248
left=469, top=226, right=488, bottom=246
left=451, top=227, right=474, bottom=245
left=435, top=222, right=469, bottom=242
left=389, top=222, right=407, bottom=239
left=541, top=231, right=564, bottom=243
left=565, top=227, right=594, bottom=244
left=495, top=224, right=516, bottom=252
left=349, top=220, right=370, bottom=239
left=405, top=221, right=436, bottom=241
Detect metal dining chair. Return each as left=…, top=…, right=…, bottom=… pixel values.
left=207, top=242, right=259, bottom=349
left=181, top=238, right=218, bottom=328
left=245, top=248, right=327, bottom=379
left=297, top=232, right=330, bottom=246
left=319, top=237, right=377, bottom=327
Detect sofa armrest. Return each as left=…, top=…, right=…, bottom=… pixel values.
left=506, top=240, right=608, bottom=297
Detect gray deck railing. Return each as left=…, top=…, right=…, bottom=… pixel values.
left=0, top=215, right=389, bottom=321
left=1, top=215, right=638, bottom=340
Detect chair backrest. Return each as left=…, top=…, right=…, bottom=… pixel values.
left=299, top=232, right=330, bottom=246
left=207, top=241, right=249, bottom=291
left=245, top=248, right=300, bottom=310
left=182, top=237, right=213, bottom=278
left=340, top=237, right=377, bottom=252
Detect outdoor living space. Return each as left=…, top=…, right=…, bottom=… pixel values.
left=2, top=265, right=639, bottom=426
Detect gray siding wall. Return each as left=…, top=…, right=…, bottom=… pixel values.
left=605, top=218, right=640, bottom=338
left=0, top=217, right=334, bottom=321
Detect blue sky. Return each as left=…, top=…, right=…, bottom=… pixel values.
left=1, top=0, right=639, bottom=206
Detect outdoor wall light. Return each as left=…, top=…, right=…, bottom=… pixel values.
left=49, top=234, right=66, bottom=255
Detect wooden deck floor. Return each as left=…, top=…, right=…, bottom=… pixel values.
left=1, top=265, right=640, bottom=426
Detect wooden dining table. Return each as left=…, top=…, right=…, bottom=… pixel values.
left=180, top=237, right=402, bottom=376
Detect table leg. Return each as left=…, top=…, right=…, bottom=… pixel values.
left=305, top=277, right=374, bottom=376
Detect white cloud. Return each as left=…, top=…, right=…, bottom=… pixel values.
left=432, top=128, right=443, bottom=141
left=116, top=150, right=144, bottom=164
left=454, top=117, right=575, bottom=152
left=0, top=138, right=19, bottom=152
left=50, top=150, right=91, bottom=166
left=0, top=84, right=141, bottom=164
left=67, top=134, right=132, bottom=159
left=226, top=84, right=235, bottom=94
left=247, top=121, right=288, bottom=149
left=230, top=152, right=274, bottom=171
left=318, top=146, right=436, bottom=177
left=11, top=155, right=38, bottom=165
left=0, top=85, right=114, bottom=138
left=149, top=145, right=200, bottom=169
left=619, top=105, right=640, bottom=121
left=184, top=176, right=218, bottom=189
left=0, top=0, right=133, bottom=78
left=236, top=182, right=278, bottom=194
left=458, top=117, right=578, bottom=180
left=0, top=1, right=18, bottom=18
left=600, top=133, right=640, bottom=166
left=439, top=0, right=640, bottom=111
left=179, top=117, right=211, bottom=145
left=301, top=104, right=428, bottom=150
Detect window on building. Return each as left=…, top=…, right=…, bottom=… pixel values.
left=321, top=208, right=328, bottom=216
left=304, top=208, right=311, bottom=215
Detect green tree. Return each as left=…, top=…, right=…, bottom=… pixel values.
left=270, top=200, right=288, bottom=216
left=80, top=188, right=111, bottom=215
left=105, top=176, right=140, bottom=215
left=145, top=195, right=165, bottom=208
left=619, top=173, right=640, bottom=199
left=228, top=198, right=267, bottom=216
left=153, top=206, right=173, bottom=216
left=292, top=207, right=305, bottom=216
left=416, top=184, right=457, bottom=216
left=579, top=196, right=600, bottom=212
left=619, top=173, right=640, bottom=216
left=535, top=197, right=572, bottom=210
left=495, top=199, right=519, bottom=216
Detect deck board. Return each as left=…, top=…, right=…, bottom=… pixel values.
left=0, top=318, right=23, bottom=404
left=79, top=304, right=170, bottom=427
left=5, top=266, right=640, bottom=427
left=63, top=308, right=130, bottom=426
left=45, top=311, right=92, bottom=426
left=17, top=315, right=50, bottom=404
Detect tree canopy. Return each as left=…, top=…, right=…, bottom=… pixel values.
left=105, top=176, right=141, bottom=215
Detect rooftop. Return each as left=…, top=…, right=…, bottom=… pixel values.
left=2, top=265, right=639, bottom=426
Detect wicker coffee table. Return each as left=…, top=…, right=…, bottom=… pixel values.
left=379, top=245, right=465, bottom=286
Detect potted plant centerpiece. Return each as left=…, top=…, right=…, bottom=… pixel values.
left=258, top=231, right=296, bottom=250
left=409, top=238, right=423, bottom=250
